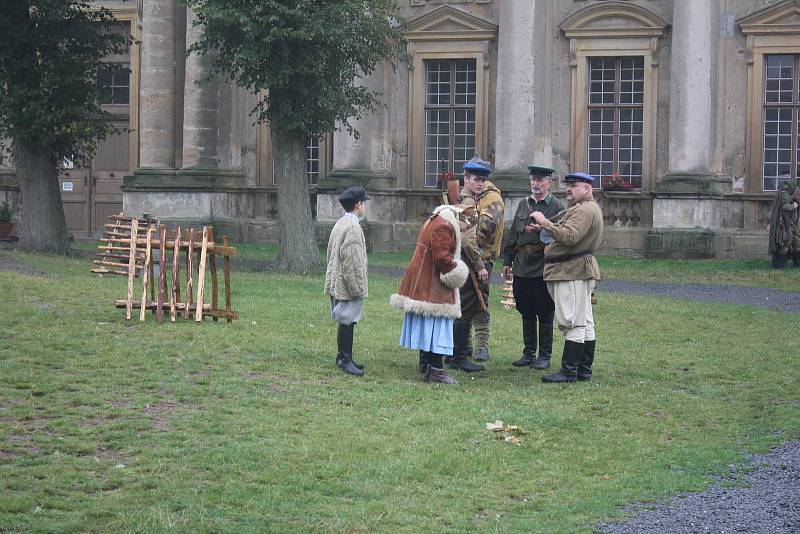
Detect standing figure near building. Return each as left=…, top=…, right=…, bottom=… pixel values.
left=391, top=205, right=469, bottom=385
left=458, top=155, right=505, bottom=364
left=450, top=198, right=488, bottom=373
left=502, top=165, right=566, bottom=370
left=324, top=187, right=369, bottom=377
left=531, top=172, right=604, bottom=383
left=768, top=179, right=800, bottom=269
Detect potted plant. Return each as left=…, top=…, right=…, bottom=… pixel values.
left=602, top=172, right=634, bottom=192
left=0, top=201, right=13, bottom=239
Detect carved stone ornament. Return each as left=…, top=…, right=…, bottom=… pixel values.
left=412, top=0, right=491, bottom=6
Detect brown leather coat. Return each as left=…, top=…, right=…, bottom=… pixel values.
left=390, top=206, right=469, bottom=319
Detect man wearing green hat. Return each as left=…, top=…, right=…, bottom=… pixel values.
left=502, top=165, right=566, bottom=370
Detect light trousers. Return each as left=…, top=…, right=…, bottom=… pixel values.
left=546, top=279, right=596, bottom=343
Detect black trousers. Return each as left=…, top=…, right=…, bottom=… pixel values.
left=513, top=276, right=554, bottom=324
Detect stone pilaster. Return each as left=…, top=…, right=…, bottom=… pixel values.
left=320, top=67, right=394, bottom=223
left=181, top=8, right=220, bottom=169
left=138, top=0, right=176, bottom=170
left=658, top=0, right=723, bottom=195
left=493, top=0, right=538, bottom=181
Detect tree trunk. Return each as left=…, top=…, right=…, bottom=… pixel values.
left=272, top=128, right=322, bottom=272
left=14, top=142, right=71, bottom=254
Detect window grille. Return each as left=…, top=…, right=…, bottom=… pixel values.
left=98, top=64, right=130, bottom=105
left=424, top=59, right=476, bottom=187
left=587, top=57, right=644, bottom=189
left=762, top=54, right=800, bottom=191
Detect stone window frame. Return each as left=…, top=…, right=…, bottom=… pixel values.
left=404, top=6, right=497, bottom=190
left=739, top=0, right=800, bottom=193
left=561, top=2, right=667, bottom=191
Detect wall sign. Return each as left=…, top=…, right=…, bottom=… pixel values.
left=62, top=181, right=74, bottom=192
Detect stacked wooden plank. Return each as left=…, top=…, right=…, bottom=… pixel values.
left=91, top=213, right=158, bottom=277
left=94, top=213, right=238, bottom=324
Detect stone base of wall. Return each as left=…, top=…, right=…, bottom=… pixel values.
left=646, top=228, right=768, bottom=259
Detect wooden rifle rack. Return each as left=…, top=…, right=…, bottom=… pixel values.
left=93, top=213, right=238, bottom=323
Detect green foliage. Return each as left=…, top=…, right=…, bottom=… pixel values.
left=185, top=0, right=404, bottom=137
left=0, top=1, right=132, bottom=165
left=0, top=201, right=10, bottom=222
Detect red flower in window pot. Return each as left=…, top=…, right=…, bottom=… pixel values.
left=602, top=172, right=633, bottom=192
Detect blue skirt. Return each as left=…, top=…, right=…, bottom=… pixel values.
left=399, top=312, right=454, bottom=355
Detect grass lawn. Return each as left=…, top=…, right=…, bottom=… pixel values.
left=1, top=249, right=798, bottom=532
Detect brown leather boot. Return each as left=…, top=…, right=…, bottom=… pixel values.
left=423, top=365, right=458, bottom=385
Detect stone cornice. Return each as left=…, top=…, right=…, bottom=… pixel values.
left=738, top=0, right=800, bottom=34
left=404, top=5, right=498, bottom=42
left=561, top=1, right=669, bottom=39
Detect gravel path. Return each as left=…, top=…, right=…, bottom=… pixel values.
left=597, top=280, right=800, bottom=313
left=368, top=265, right=800, bottom=313
left=598, top=440, right=800, bottom=533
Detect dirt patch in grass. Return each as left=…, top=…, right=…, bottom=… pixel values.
left=0, top=256, right=47, bottom=277
left=2, top=433, right=43, bottom=456
left=143, top=400, right=178, bottom=432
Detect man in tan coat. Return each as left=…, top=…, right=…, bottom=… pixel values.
left=531, top=172, right=603, bottom=383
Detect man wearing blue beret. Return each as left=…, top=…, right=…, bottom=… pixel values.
left=531, top=172, right=604, bottom=383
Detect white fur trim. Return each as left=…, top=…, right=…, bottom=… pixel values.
left=390, top=293, right=462, bottom=319
left=439, top=258, right=468, bottom=289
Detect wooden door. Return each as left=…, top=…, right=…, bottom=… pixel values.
left=91, top=120, right=129, bottom=234
left=59, top=160, right=91, bottom=236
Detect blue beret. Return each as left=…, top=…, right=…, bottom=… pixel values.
left=339, top=186, right=369, bottom=204
left=463, top=155, right=492, bottom=176
left=564, top=172, right=595, bottom=184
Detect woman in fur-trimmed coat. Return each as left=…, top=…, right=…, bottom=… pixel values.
left=390, top=205, right=469, bottom=384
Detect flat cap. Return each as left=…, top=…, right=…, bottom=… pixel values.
left=339, top=186, right=369, bottom=203
left=463, top=155, right=492, bottom=176
left=564, top=172, right=596, bottom=184
left=528, top=164, right=554, bottom=177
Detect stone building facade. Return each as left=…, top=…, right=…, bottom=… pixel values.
left=3, top=0, right=800, bottom=258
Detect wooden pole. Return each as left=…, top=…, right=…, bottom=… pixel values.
left=125, top=219, right=139, bottom=320
left=184, top=228, right=194, bottom=319
left=140, top=227, right=153, bottom=321
left=195, top=226, right=209, bottom=322
left=223, top=236, right=232, bottom=324
left=170, top=226, right=181, bottom=322
left=156, top=226, right=167, bottom=324
left=209, top=228, right=218, bottom=322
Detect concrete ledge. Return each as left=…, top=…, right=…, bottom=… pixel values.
left=646, top=228, right=768, bottom=259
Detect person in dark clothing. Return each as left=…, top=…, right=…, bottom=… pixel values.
left=502, top=165, right=566, bottom=370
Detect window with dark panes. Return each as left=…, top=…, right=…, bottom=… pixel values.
left=587, top=57, right=644, bottom=189
left=762, top=55, right=800, bottom=191
left=306, top=136, right=320, bottom=184
left=424, top=59, right=476, bottom=188
left=98, top=63, right=130, bottom=105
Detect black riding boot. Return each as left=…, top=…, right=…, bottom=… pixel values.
left=577, top=340, right=596, bottom=382
left=512, top=319, right=537, bottom=367
left=793, top=252, right=800, bottom=268
left=336, top=324, right=364, bottom=376
left=773, top=253, right=788, bottom=269
left=450, top=319, right=484, bottom=372
left=542, top=340, right=583, bottom=383
left=419, top=350, right=430, bottom=375
left=337, top=324, right=364, bottom=370
left=533, top=320, right=553, bottom=370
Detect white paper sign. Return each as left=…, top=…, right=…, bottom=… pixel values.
left=62, top=181, right=74, bottom=192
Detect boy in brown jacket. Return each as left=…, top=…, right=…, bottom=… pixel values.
left=324, top=187, right=369, bottom=376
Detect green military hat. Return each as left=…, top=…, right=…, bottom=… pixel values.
left=528, top=164, right=555, bottom=177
